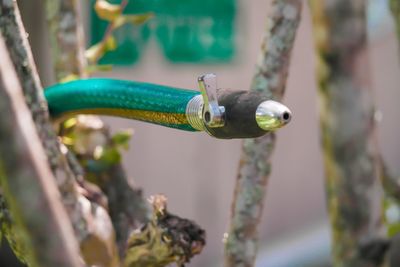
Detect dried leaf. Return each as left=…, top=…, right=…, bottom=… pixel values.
left=124, top=195, right=205, bottom=267
left=95, top=0, right=122, bottom=21
left=85, top=36, right=117, bottom=63
left=85, top=42, right=106, bottom=63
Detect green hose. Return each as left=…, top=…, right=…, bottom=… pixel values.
left=45, top=78, right=200, bottom=131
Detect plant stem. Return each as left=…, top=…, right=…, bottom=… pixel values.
left=224, top=1, right=302, bottom=266
left=0, top=33, right=82, bottom=267
left=0, top=0, right=88, bottom=242
left=45, top=0, right=87, bottom=80
left=101, top=0, right=129, bottom=45
left=309, top=0, right=386, bottom=266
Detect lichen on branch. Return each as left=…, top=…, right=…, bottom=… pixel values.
left=45, top=0, right=87, bottom=80
left=0, top=33, right=82, bottom=267
left=309, top=0, right=386, bottom=265
left=224, top=1, right=302, bottom=267
left=0, top=0, right=89, bottom=246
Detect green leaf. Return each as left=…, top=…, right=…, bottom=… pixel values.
left=63, top=118, right=78, bottom=129
left=99, top=147, right=121, bottom=165
left=112, top=129, right=133, bottom=149
left=388, top=223, right=400, bottom=237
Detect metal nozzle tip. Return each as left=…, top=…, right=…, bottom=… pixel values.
left=255, top=100, right=292, bottom=131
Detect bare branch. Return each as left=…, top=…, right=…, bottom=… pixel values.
left=45, top=0, right=87, bottom=80
left=0, top=33, right=82, bottom=267
left=224, top=1, right=302, bottom=266
left=0, top=0, right=88, bottom=242
left=309, top=0, right=386, bottom=265
left=101, top=163, right=150, bottom=254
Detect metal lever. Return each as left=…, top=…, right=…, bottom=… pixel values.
left=197, top=73, right=225, bottom=128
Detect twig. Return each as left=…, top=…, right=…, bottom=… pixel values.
left=100, top=0, right=129, bottom=48
left=0, top=33, right=82, bottom=267
left=87, top=0, right=130, bottom=65
left=309, top=0, right=386, bottom=265
left=224, top=1, right=302, bottom=266
left=0, top=0, right=88, bottom=242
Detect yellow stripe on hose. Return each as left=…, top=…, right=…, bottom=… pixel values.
left=59, top=108, right=189, bottom=125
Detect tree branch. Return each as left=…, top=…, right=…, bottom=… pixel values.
left=97, top=158, right=150, bottom=255
left=0, top=0, right=88, bottom=243
left=309, top=0, right=386, bottom=265
left=224, top=1, right=302, bottom=266
left=45, top=0, right=87, bottom=80
left=0, top=32, right=82, bottom=267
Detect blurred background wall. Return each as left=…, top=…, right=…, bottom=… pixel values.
left=2, top=0, right=399, bottom=266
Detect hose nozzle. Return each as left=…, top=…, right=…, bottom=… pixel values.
left=255, top=100, right=292, bottom=131
left=186, top=73, right=293, bottom=139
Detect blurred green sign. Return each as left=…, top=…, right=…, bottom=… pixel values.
left=90, top=0, right=236, bottom=65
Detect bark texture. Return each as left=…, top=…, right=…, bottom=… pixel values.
left=0, top=0, right=88, bottom=242
left=224, top=1, right=302, bottom=266
left=45, top=0, right=87, bottom=80
left=0, top=33, right=82, bottom=267
left=100, top=164, right=149, bottom=254
left=309, top=1, right=386, bottom=266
